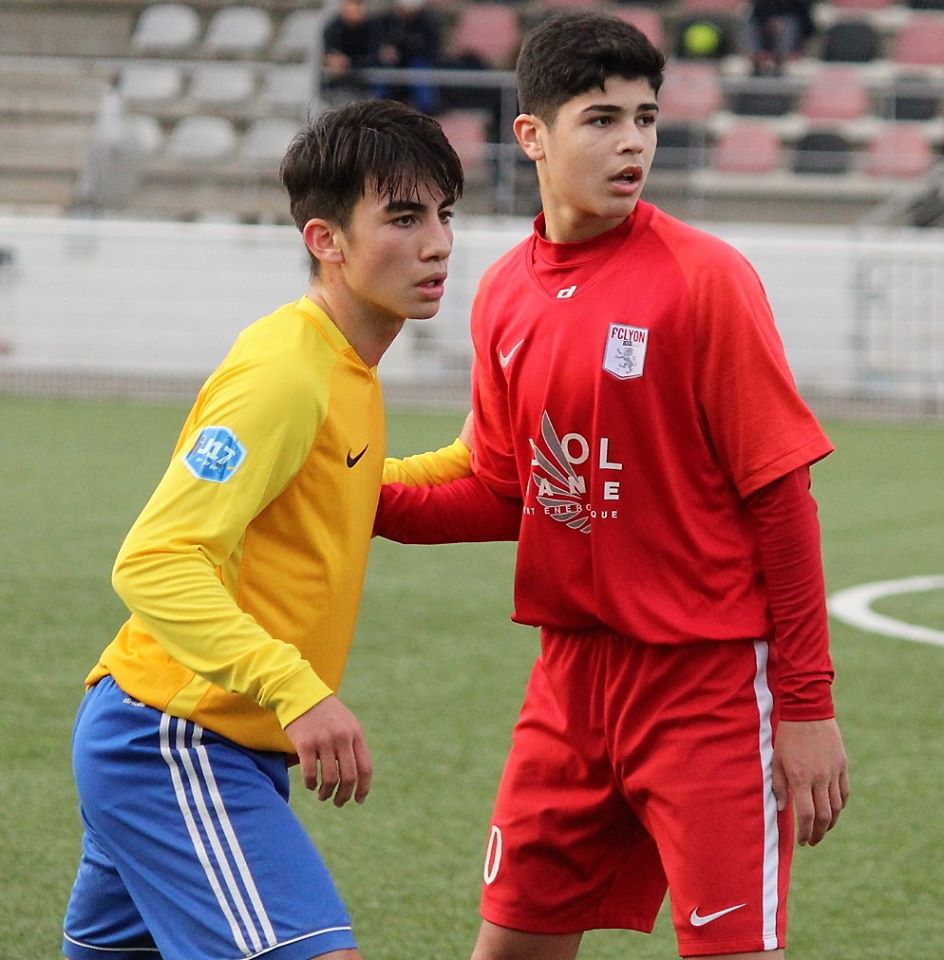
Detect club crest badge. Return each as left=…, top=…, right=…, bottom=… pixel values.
left=183, top=426, right=246, bottom=483
left=603, top=323, right=649, bottom=380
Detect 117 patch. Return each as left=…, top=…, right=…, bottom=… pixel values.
left=183, top=426, right=246, bottom=483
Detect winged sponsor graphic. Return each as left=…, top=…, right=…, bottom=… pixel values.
left=530, top=411, right=592, bottom=534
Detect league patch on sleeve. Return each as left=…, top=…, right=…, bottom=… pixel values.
left=182, top=426, right=246, bottom=483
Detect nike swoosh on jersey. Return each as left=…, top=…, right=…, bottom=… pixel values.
left=689, top=903, right=747, bottom=927
left=498, top=339, right=525, bottom=368
left=346, top=445, right=368, bottom=468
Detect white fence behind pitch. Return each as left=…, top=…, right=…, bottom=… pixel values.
left=0, top=215, right=942, bottom=414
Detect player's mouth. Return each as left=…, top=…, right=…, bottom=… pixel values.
left=610, top=165, right=644, bottom=194
left=417, top=272, right=447, bottom=299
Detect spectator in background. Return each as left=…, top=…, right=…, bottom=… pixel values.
left=745, top=0, right=815, bottom=75
left=321, top=0, right=385, bottom=101
left=377, top=0, right=443, bottom=114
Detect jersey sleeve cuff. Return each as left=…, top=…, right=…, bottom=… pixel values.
left=778, top=677, right=835, bottom=721
left=272, top=671, right=335, bottom=729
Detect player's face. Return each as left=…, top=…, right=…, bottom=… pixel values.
left=336, top=181, right=454, bottom=324
left=518, top=76, right=659, bottom=242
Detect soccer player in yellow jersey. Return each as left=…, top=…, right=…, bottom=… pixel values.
left=62, top=99, right=469, bottom=960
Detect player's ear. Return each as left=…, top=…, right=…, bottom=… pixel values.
left=514, top=113, right=545, bottom=162
left=303, top=218, right=345, bottom=266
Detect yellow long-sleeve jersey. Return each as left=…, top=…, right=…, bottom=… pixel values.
left=87, top=296, right=470, bottom=754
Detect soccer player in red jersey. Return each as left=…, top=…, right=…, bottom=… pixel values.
left=376, top=12, right=850, bottom=960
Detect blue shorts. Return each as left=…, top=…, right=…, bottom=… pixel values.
left=63, top=676, right=358, bottom=960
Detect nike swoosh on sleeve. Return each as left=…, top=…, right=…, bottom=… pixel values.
left=498, top=340, right=525, bottom=368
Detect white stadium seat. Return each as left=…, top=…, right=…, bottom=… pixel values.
left=118, top=63, right=184, bottom=104
left=203, top=6, right=273, bottom=58
left=131, top=3, right=201, bottom=55
left=242, top=117, right=299, bottom=168
left=168, top=114, right=237, bottom=162
left=272, top=9, right=325, bottom=61
left=189, top=63, right=257, bottom=107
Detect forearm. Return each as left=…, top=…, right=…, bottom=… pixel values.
left=375, top=473, right=521, bottom=543
left=382, top=436, right=470, bottom=486
left=746, top=465, right=835, bottom=721
left=113, top=543, right=331, bottom=727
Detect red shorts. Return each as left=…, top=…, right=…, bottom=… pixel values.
left=480, top=629, right=792, bottom=957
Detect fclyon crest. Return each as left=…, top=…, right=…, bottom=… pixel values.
left=603, top=323, right=649, bottom=380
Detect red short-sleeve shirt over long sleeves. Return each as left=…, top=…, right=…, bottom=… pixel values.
left=471, top=202, right=833, bottom=647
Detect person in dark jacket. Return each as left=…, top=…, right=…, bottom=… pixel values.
left=745, top=0, right=815, bottom=74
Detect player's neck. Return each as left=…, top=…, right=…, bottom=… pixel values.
left=540, top=204, right=628, bottom=245
left=306, top=284, right=404, bottom=368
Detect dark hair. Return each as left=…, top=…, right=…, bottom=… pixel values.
left=280, top=99, right=463, bottom=253
left=516, top=13, right=666, bottom=121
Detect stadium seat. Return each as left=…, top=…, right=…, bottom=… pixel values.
left=865, top=124, right=934, bottom=177
left=260, top=65, right=315, bottom=113
left=541, top=0, right=600, bottom=8
left=131, top=3, right=201, bottom=55
left=437, top=109, right=490, bottom=180
left=908, top=0, right=944, bottom=11
left=730, top=79, right=794, bottom=117
left=614, top=7, right=665, bottom=49
left=792, top=130, right=853, bottom=174
left=715, top=122, right=783, bottom=174
left=653, top=124, right=706, bottom=170
left=885, top=74, right=940, bottom=121
left=799, top=67, right=869, bottom=122
left=833, top=0, right=894, bottom=9
left=680, top=0, right=744, bottom=12
left=449, top=4, right=521, bottom=68
left=892, top=16, right=944, bottom=66
left=203, top=6, right=273, bottom=58
left=127, top=113, right=165, bottom=157
left=167, top=115, right=237, bottom=163
left=189, top=64, right=257, bottom=107
left=656, top=62, right=721, bottom=122
left=242, top=117, right=300, bottom=169
left=272, top=9, right=325, bottom=61
left=820, top=21, right=881, bottom=62
left=117, top=63, right=184, bottom=104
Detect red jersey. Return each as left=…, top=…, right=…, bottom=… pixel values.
left=472, top=201, right=833, bottom=645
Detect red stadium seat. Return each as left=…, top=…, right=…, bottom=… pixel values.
left=680, top=0, right=744, bottom=13
left=865, top=124, right=933, bottom=177
left=833, top=0, right=895, bottom=10
left=614, top=7, right=665, bottom=49
left=449, top=3, right=521, bottom=68
left=541, top=0, right=600, bottom=8
left=437, top=109, right=490, bottom=180
left=799, top=67, right=870, bottom=122
left=715, top=122, right=782, bottom=174
left=892, top=15, right=944, bottom=65
left=656, top=62, right=721, bottom=121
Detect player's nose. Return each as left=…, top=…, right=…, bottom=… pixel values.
left=422, top=220, right=453, bottom=260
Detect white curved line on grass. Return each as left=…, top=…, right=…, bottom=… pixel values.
left=827, top=575, right=944, bottom=648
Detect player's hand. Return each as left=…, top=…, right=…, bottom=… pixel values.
left=772, top=718, right=850, bottom=847
left=459, top=410, right=474, bottom=450
left=284, top=695, right=373, bottom=807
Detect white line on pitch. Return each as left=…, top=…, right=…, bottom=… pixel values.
left=828, top=575, right=944, bottom=648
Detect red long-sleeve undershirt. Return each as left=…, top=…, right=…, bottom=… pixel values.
left=375, top=465, right=833, bottom=719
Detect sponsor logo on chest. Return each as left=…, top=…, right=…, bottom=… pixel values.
left=603, top=323, right=649, bottom=380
